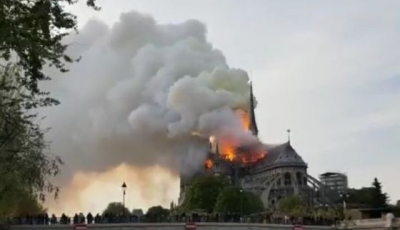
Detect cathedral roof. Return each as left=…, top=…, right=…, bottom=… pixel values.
left=251, top=142, right=307, bottom=172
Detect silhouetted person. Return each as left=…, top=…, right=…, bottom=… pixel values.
left=51, top=214, right=57, bottom=225
left=87, top=213, right=93, bottom=224
left=60, top=214, right=65, bottom=224
left=104, top=213, right=109, bottom=223
left=78, top=213, right=85, bottom=223
left=44, top=213, right=49, bottom=225
left=73, top=213, right=79, bottom=224
left=94, top=213, right=101, bottom=223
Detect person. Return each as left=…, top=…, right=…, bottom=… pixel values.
left=73, top=213, right=79, bottom=224
left=51, top=214, right=57, bottom=225
left=104, top=213, right=109, bottom=223
left=94, top=213, right=101, bottom=223
left=36, top=213, right=43, bottom=225
left=78, top=213, right=85, bottom=223
left=87, top=212, right=93, bottom=224
left=44, top=213, right=49, bottom=225
left=60, top=213, right=67, bottom=224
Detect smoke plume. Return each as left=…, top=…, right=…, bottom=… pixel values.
left=42, top=11, right=254, bottom=214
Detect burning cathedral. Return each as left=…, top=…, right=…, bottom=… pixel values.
left=178, top=83, right=334, bottom=209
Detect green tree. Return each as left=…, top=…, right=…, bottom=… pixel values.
left=102, top=202, right=130, bottom=216
left=0, top=0, right=99, bottom=211
left=245, top=192, right=264, bottom=214
left=371, top=178, right=389, bottom=208
left=347, top=187, right=374, bottom=207
left=214, top=187, right=240, bottom=213
left=0, top=188, right=45, bottom=217
left=0, top=0, right=98, bottom=100
left=146, top=206, right=170, bottom=222
left=346, top=178, right=389, bottom=208
left=214, top=186, right=264, bottom=215
left=183, top=175, right=228, bottom=213
left=278, top=195, right=307, bottom=217
left=0, top=65, right=62, bottom=205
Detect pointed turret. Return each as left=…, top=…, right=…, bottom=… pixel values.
left=215, top=142, right=220, bottom=156
left=249, top=82, right=259, bottom=136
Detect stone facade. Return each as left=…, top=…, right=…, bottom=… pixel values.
left=178, top=84, right=332, bottom=208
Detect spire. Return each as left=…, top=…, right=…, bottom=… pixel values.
left=249, top=82, right=259, bottom=136
left=287, top=129, right=291, bottom=143
left=215, top=142, right=220, bottom=156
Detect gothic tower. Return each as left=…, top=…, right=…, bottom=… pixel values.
left=249, top=82, right=259, bottom=136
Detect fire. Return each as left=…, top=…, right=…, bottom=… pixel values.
left=218, top=139, right=267, bottom=164
left=214, top=109, right=258, bottom=162
left=235, top=109, right=251, bottom=131
left=205, top=159, right=213, bottom=169
left=242, top=151, right=266, bottom=163
left=217, top=109, right=251, bottom=161
left=204, top=108, right=267, bottom=166
left=221, top=142, right=236, bottom=161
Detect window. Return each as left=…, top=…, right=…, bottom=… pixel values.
left=296, top=172, right=302, bottom=185
left=277, top=178, right=282, bottom=186
left=284, top=173, right=291, bottom=186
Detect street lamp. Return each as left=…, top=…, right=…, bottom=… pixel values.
left=240, top=188, right=243, bottom=221
left=339, top=193, right=349, bottom=220
left=122, top=182, right=127, bottom=217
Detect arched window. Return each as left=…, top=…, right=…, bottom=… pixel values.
left=284, top=172, right=291, bottom=186
left=277, top=178, right=282, bottom=186
left=296, top=172, right=302, bottom=185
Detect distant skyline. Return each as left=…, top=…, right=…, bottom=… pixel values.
left=46, top=0, right=399, bottom=213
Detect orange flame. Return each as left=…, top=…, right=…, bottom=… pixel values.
left=241, top=151, right=266, bottom=163
left=235, top=109, right=251, bottom=131
left=204, top=109, right=267, bottom=166
left=205, top=159, right=213, bottom=169
left=217, top=109, right=251, bottom=161
left=221, top=142, right=236, bottom=161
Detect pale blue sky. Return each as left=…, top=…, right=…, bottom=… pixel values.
left=69, top=0, right=400, bottom=203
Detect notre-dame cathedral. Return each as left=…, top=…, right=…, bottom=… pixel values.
left=179, top=83, right=335, bottom=209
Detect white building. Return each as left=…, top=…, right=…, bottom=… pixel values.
left=319, top=172, right=348, bottom=194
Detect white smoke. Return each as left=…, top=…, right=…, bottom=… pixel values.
left=42, top=11, right=255, bottom=213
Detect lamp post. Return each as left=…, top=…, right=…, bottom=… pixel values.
left=122, top=182, right=127, bottom=217
left=339, top=192, right=349, bottom=220
left=239, top=188, right=243, bottom=221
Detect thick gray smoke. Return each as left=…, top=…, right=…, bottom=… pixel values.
left=41, top=11, right=255, bottom=212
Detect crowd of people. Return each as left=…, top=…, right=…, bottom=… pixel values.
left=5, top=212, right=339, bottom=226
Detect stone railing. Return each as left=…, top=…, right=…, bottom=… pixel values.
left=340, top=216, right=400, bottom=229
left=7, top=223, right=334, bottom=230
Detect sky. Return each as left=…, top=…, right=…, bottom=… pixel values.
left=45, top=0, right=400, bottom=213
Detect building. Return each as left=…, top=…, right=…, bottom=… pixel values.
left=319, top=172, right=348, bottom=194
left=179, top=83, right=334, bottom=208
left=347, top=207, right=400, bottom=219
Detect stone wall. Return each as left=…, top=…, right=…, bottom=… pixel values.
left=341, top=217, right=400, bottom=229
